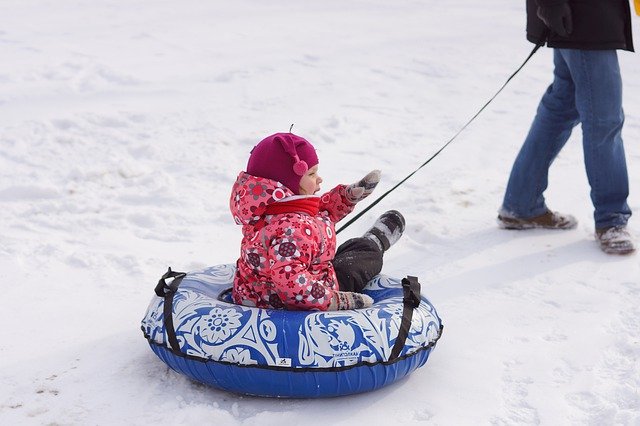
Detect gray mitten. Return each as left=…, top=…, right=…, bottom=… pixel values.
left=329, top=291, right=374, bottom=310
left=346, top=170, right=381, bottom=204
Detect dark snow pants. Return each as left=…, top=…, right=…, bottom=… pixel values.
left=332, top=237, right=383, bottom=293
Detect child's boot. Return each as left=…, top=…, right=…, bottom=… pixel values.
left=364, top=210, right=406, bottom=251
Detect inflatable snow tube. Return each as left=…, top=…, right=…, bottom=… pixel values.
left=141, top=264, right=443, bottom=398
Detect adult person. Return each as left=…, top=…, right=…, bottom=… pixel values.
left=498, top=0, right=636, bottom=255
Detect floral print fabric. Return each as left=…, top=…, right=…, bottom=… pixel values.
left=229, top=172, right=354, bottom=310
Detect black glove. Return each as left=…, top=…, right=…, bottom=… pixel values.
left=537, top=3, right=573, bottom=37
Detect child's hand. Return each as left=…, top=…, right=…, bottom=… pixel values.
left=329, top=291, right=374, bottom=310
left=346, top=170, right=381, bottom=204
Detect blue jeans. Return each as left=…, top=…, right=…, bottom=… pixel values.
left=501, top=49, right=631, bottom=229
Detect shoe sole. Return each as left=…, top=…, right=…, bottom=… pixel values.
left=597, top=241, right=636, bottom=255
left=599, top=246, right=636, bottom=255
left=497, top=218, right=577, bottom=231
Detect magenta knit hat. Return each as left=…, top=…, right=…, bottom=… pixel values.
left=246, top=133, right=319, bottom=194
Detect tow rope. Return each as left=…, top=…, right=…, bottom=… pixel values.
left=337, top=41, right=545, bottom=234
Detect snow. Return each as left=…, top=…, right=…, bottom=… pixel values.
left=1, top=0, right=639, bottom=424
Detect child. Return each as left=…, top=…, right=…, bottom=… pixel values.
left=230, top=132, right=405, bottom=311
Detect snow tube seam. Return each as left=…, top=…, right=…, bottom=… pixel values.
left=142, top=323, right=443, bottom=373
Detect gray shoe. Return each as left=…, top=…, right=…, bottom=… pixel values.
left=364, top=210, right=406, bottom=251
left=595, top=226, right=636, bottom=255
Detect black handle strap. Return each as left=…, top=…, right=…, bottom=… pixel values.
left=155, top=267, right=187, bottom=352
left=389, top=276, right=422, bottom=361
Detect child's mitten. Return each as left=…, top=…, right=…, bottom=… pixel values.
left=346, top=170, right=381, bottom=204
left=329, top=291, right=374, bottom=310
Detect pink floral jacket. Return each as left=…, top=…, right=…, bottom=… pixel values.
left=229, top=172, right=355, bottom=310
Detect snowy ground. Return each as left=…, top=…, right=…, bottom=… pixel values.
left=1, top=0, right=639, bottom=424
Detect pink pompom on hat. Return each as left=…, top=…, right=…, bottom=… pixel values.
left=246, top=133, right=319, bottom=194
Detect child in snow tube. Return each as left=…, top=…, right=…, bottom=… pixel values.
left=230, top=132, right=406, bottom=311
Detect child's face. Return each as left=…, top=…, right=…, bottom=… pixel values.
left=298, top=165, right=322, bottom=195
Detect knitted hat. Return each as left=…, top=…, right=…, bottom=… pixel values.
left=246, top=133, right=319, bottom=194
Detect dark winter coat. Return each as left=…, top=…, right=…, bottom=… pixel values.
left=526, top=0, right=634, bottom=51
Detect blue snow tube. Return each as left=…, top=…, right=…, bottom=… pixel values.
left=141, top=264, right=443, bottom=398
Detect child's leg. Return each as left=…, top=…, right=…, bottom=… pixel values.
left=332, top=237, right=383, bottom=293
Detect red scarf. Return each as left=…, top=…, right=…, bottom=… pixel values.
left=264, top=197, right=320, bottom=216
left=253, top=197, right=320, bottom=231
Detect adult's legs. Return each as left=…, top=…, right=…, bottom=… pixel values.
left=332, top=237, right=383, bottom=293
left=501, top=49, right=581, bottom=218
left=559, top=49, right=631, bottom=228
